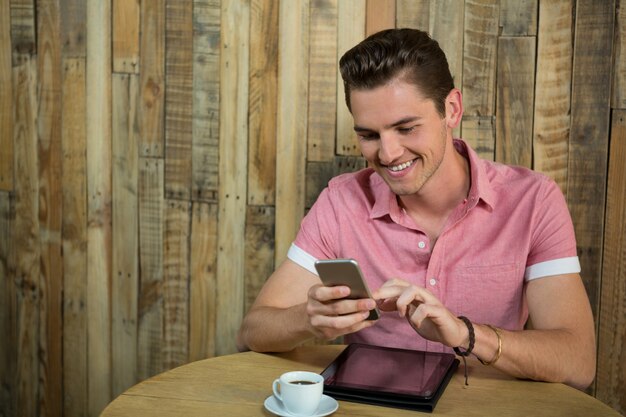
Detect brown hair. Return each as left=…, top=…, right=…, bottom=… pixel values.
left=339, top=28, right=454, bottom=116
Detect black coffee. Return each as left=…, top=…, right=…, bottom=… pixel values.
left=291, top=380, right=316, bottom=385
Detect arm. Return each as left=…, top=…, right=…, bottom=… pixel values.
left=236, top=259, right=376, bottom=352
left=375, top=273, right=596, bottom=390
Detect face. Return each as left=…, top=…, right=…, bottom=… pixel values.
left=350, top=79, right=455, bottom=197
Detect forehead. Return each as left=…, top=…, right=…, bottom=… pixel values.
left=349, top=79, right=437, bottom=125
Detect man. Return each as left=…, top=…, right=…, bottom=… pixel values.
left=236, top=28, right=596, bottom=390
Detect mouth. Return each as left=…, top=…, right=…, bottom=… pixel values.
left=386, top=158, right=417, bottom=172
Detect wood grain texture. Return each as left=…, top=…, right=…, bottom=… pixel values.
left=305, top=156, right=366, bottom=210
left=495, top=37, right=535, bottom=168
left=113, top=0, right=140, bottom=73
left=36, top=1, right=63, bottom=415
left=244, top=205, right=275, bottom=312
left=396, top=0, right=429, bottom=30
left=165, top=0, right=193, bottom=201
left=430, top=0, right=464, bottom=94
left=567, top=0, right=614, bottom=316
left=189, top=202, right=218, bottom=361
left=138, top=157, right=165, bottom=381
left=10, top=0, right=36, bottom=60
left=275, top=0, right=309, bottom=265
left=111, top=73, right=139, bottom=397
left=500, top=0, right=537, bottom=36
left=216, top=0, right=249, bottom=355
left=139, top=0, right=165, bottom=157
left=597, top=109, right=626, bottom=413
left=163, top=200, right=190, bottom=368
left=307, top=0, right=337, bottom=163
left=86, top=0, right=112, bottom=413
left=366, top=0, right=395, bottom=36
left=336, top=0, right=365, bottom=157
left=192, top=0, right=220, bottom=202
left=461, top=116, right=495, bottom=161
left=61, top=57, right=88, bottom=417
left=462, top=0, right=499, bottom=117
left=0, top=0, right=13, bottom=190
left=247, top=0, right=278, bottom=205
left=0, top=191, right=16, bottom=417
left=533, top=0, right=572, bottom=195
left=13, top=54, right=40, bottom=417
left=612, top=0, right=626, bottom=109
left=60, top=0, right=86, bottom=57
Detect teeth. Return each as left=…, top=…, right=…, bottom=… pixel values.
left=389, top=159, right=415, bottom=172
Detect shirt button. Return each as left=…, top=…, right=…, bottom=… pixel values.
left=418, top=241, right=426, bottom=249
left=429, top=278, right=437, bottom=286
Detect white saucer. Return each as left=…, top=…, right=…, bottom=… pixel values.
left=264, top=394, right=339, bottom=417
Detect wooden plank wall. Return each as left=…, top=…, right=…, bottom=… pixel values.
left=0, top=1, right=625, bottom=416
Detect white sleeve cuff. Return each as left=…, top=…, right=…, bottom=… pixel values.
left=524, top=256, right=581, bottom=281
left=287, top=243, right=319, bottom=275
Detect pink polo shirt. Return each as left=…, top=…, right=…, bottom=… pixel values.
left=288, top=139, right=580, bottom=353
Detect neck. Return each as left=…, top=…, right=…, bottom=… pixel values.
left=399, top=139, right=470, bottom=224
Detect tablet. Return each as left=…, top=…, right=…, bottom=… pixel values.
left=320, top=343, right=459, bottom=412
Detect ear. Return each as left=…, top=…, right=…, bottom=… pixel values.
left=444, top=88, right=463, bottom=129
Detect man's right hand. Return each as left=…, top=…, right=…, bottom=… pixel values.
left=305, top=284, right=377, bottom=341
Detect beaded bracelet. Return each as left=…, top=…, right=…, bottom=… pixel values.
left=453, top=316, right=475, bottom=385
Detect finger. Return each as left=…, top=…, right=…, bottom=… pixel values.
left=307, top=297, right=377, bottom=318
left=308, top=284, right=351, bottom=302
left=310, top=309, right=373, bottom=333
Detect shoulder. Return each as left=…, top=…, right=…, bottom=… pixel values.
left=481, top=159, right=558, bottom=198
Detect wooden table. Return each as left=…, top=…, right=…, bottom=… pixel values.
left=101, top=345, right=621, bottom=416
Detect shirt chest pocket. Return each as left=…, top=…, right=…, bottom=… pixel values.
left=450, top=263, right=525, bottom=329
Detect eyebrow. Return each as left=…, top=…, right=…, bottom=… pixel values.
left=353, top=116, right=422, bottom=132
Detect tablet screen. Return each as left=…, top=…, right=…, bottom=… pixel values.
left=321, top=344, right=457, bottom=399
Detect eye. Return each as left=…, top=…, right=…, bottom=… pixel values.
left=398, top=125, right=417, bottom=134
left=357, top=132, right=380, bottom=140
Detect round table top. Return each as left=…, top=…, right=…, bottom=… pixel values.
left=100, top=344, right=621, bottom=417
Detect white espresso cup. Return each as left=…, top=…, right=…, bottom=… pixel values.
left=272, top=371, right=324, bottom=416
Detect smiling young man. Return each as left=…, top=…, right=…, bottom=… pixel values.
left=236, top=29, right=596, bottom=390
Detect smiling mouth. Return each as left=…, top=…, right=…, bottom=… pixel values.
left=387, top=158, right=417, bottom=172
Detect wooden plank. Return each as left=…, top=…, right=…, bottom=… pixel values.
left=163, top=199, right=190, bottom=368
left=13, top=54, right=40, bottom=417
left=500, top=0, right=538, bottom=36
left=275, top=0, right=309, bottom=265
left=192, top=0, right=220, bottom=202
left=336, top=0, right=365, bottom=156
left=533, top=0, right=572, bottom=195
left=216, top=0, right=249, bottom=355
left=36, top=1, right=63, bottom=415
left=365, top=0, right=395, bottom=36
left=139, top=0, right=165, bottom=157
left=247, top=0, right=278, bottom=204
left=0, top=191, right=16, bottom=417
left=164, top=0, right=193, bottom=200
left=567, top=0, right=614, bottom=318
left=430, top=0, right=464, bottom=97
left=111, top=73, right=139, bottom=397
left=307, top=0, right=337, bottom=163
left=10, top=0, right=36, bottom=60
left=113, top=0, right=140, bottom=73
left=396, top=0, right=429, bottom=30
left=61, top=57, right=88, bottom=417
left=138, top=157, right=165, bottom=380
left=597, top=109, right=626, bottom=415
left=612, top=0, right=626, bottom=109
left=495, top=37, right=535, bottom=168
left=189, top=202, right=218, bottom=361
left=86, top=0, right=113, bottom=413
left=460, top=116, right=495, bottom=161
left=0, top=0, right=13, bottom=190
left=60, top=0, right=86, bottom=57
left=244, top=205, right=275, bottom=312
left=462, top=0, right=499, bottom=117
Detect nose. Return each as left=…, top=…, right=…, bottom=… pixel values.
left=378, top=133, right=403, bottom=165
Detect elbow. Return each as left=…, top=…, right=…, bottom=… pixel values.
left=567, top=358, right=596, bottom=391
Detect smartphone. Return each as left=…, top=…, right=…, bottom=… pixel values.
left=314, top=258, right=380, bottom=320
